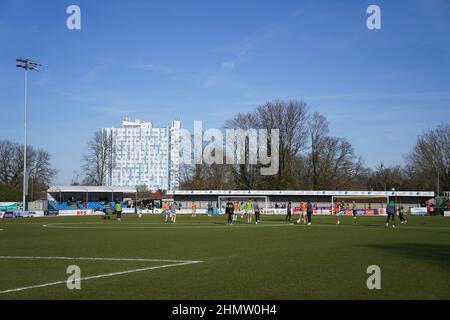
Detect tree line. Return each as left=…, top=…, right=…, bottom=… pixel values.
left=77, top=99, right=449, bottom=194
left=2, top=99, right=447, bottom=202
left=0, top=140, right=57, bottom=201
left=181, top=99, right=450, bottom=194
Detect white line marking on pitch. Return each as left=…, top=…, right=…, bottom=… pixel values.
left=0, top=256, right=201, bottom=263
left=42, top=223, right=294, bottom=230
left=39, top=222, right=450, bottom=232
left=0, top=256, right=203, bottom=295
left=43, top=223, right=444, bottom=231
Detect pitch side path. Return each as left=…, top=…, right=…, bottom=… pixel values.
left=0, top=215, right=449, bottom=300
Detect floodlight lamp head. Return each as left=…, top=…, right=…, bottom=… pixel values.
left=15, top=57, right=41, bottom=71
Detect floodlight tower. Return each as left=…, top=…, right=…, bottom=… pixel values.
left=16, top=57, right=41, bottom=211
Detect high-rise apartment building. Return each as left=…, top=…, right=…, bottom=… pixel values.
left=104, top=119, right=180, bottom=191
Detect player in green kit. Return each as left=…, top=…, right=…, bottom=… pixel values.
left=398, top=203, right=407, bottom=224
left=115, top=201, right=122, bottom=221
left=245, top=199, right=253, bottom=223
left=386, top=200, right=397, bottom=228
left=240, top=202, right=245, bottom=219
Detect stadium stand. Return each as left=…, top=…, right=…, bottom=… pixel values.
left=47, top=186, right=135, bottom=210
left=48, top=200, right=127, bottom=211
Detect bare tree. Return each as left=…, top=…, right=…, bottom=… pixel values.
left=303, top=112, right=372, bottom=190
left=180, top=144, right=235, bottom=190
left=309, top=112, right=330, bottom=189
left=71, top=170, right=82, bottom=186
left=349, top=159, right=372, bottom=190
left=179, top=131, right=212, bottom=190
left=0, top=141, right=16, bottom=185
left=224, top=99, right=309, bottom=189
left=81, top=131, right=114, bottom=186
left=405, top=123, right=450, bottom=194
left=257, top=100, right=309, bottom=188
left=309, top=136, right=364, bottom=190
left=225, top=111, right=259, bottom=189
left=29, top=149, right=57, bottom=200
left=369, top=163, right=406, bottom=191
left=180, top=102, right=448, bottom=193
left=0, top=140, right=57, bottom=200
left=136, top=184, right=150, bottom=200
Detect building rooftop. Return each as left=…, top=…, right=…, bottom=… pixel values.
left=122, top=118, right=152, bottom=128
left=48, top=186, right=137, bottom=193
left=168, top=190, right=435, bottom=197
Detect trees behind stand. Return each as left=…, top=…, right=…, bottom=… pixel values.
left=181, top=100, right=450, bottom=194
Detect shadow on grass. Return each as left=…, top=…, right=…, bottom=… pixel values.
left=360, top=243, right=450, bottom=268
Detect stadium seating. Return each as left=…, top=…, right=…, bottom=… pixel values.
left=109, top=201, right=128, bottom=209
left=48, top=200, right=127, bottom=210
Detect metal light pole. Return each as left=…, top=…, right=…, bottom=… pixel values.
left=16, top=58, right=41, bottom=211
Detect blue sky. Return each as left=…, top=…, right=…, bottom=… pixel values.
left=0, top=0, right=449, bottom=185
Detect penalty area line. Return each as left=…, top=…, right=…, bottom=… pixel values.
left=0, top=258, right=202, bottom=295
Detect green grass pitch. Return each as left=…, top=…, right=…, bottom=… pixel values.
left=0, top=214, right=449, bottom=300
